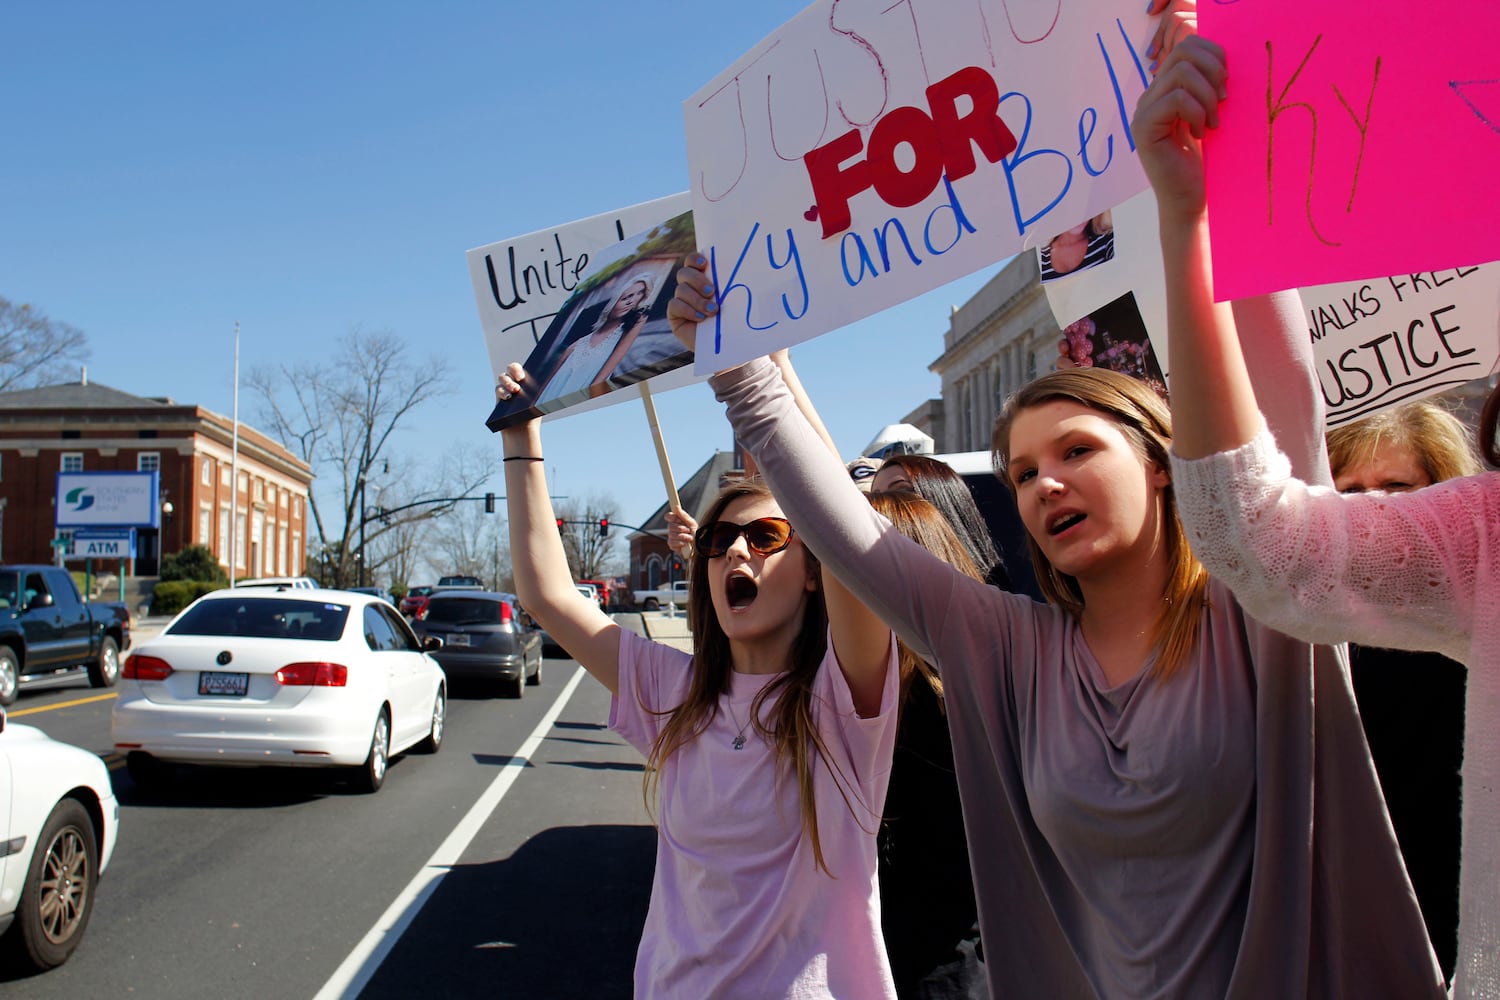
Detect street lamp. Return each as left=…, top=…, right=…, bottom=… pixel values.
left=160, top=496, right=175, bottom=576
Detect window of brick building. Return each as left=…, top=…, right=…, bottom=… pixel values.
left=61, top=452, right=83, bottom=473
left=138, top=452, right=160, bottom=473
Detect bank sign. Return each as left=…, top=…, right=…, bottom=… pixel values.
left=55, top=471, right=160, bottom=529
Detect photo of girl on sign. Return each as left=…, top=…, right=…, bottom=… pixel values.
left=487, top=211, right=695, bottom=431
left=1038, top=210, right=1115, bottom=282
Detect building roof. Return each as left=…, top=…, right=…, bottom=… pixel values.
left=0, top=380, right=174, bottom=410
left=634, top=450, right=741, bottom=535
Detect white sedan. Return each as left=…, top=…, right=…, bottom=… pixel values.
left=0, top=708, right=119, bottom=972
left=112, top=589, right=446, bottom=793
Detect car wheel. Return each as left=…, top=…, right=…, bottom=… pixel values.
left=414, top=687, right=445, bottom=754
left=527, top=657, right=542, bottom=686
left=351, top=709, right=391, bottom=793
left=501, top=673, right=524, bottom=699
left=88, top=636, right=120, bottom=689
left=0, top=646, right=18, bottom=707
left=643, top=598, right=660, bottom=611
left=126, top=751, right=171, bottom=791
left=2, top=797, right=99, bottom=972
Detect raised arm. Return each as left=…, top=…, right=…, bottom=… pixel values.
left=1133, top=37, right=1263, bottom=462
left=497, top=364, right=622, bottom=693
left=1132, top=36, right=1484, bottom=656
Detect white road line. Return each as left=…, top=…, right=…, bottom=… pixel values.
left=313, top=665, right=588, bottom=1000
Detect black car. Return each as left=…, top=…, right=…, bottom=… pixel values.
left=409, top=591, right=542, bottom=698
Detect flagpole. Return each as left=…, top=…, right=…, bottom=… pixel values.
left=229, top=321, right=241, bottom=586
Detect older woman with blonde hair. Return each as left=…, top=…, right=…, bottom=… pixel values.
left=1322, top=399, right=1483, bottom=984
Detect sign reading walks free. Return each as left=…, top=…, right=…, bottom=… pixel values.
left=684, top=0, right=1157, bottom=371
left=56, top=472, right=160, bottom=529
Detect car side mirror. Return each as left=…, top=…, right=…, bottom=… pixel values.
left=422, top=635, right=444, bottom=651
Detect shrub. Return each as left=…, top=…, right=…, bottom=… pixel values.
left=160, top=545, right=228, bottom=584
left=151, top=579, right=225, bottom=616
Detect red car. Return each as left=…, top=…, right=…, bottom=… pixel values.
left=399, top=585, right=436, bottom=619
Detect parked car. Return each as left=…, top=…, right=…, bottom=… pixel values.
left=436, top=575, right=483, bottom=589
left=633, top=580, right=690, bottom=611
left=409, top=591, right=542, bottom=698
left=0, top=564, right=133, bottom=706
left=0, top=707, right=119, bottom=972
left=112, top=588, right=447, bottom=794
left=232, top=576, right=318, bottom=591
left=399, top=585, right=435, bottom=619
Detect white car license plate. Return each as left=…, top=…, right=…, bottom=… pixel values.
left=446, top=633, right=470, bottom=647
left=199, top=671, right=249, bottom=696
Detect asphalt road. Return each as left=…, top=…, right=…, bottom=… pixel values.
left=2, top=617, right=659, bottom=999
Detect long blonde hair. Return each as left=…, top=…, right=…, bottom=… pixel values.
left=991, top=368, right=1209, bottom=679
left=866, top=490, right=983, bottom=707
left=643, top=478, right=850, bottom=874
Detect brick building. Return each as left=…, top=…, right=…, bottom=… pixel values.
left=0, top=377, right=313, bottom=577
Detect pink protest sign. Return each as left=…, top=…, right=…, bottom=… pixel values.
left=1200, top=1, right=1500, bottom=301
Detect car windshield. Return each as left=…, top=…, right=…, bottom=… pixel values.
left=169, top=598, right=350, bottom=641
left=0, top=570, right=16, bottom=609
left=424, top=598, right=505, bottom=626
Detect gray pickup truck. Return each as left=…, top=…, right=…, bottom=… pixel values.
left=0, top=565, right=132, bottom=705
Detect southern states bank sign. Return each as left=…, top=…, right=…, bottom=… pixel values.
left=55, top=472, right=160, bottom=529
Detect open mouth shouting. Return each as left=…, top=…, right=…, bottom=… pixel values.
left=725, top=573, right=759, bottom=611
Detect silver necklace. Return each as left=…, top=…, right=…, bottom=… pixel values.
left=724, top=697, right=753, bottom=750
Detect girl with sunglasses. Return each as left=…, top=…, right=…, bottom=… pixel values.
left=1138, top=35, right=1499, bottom=996
left=666, top=271, right=1442, bottom=992
left=496, top=363, right=900, bottom=998
left=669, top=489, right=994, bottom=999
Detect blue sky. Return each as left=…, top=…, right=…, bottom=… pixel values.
left=2, top=2, right=1000, bottom=567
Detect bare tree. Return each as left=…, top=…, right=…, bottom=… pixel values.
left=556, top=491, right=622, bottom=581
left=0, top=296, right=90, bottom=391
left=429, top=492, right=507, bottom=586
left=248, top=329, right=495, bottom=587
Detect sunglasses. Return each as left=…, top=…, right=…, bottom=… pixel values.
left=694, top=517, right=795, bottom=558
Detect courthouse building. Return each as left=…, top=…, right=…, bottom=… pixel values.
left=0, top=375, right=312, bottom=577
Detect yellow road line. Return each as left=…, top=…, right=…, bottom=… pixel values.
left=9, top=692, right=119, bottom=717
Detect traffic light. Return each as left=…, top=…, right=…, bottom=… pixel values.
left=598, top=517, right=609, bottom=538
left=484, top=492, right=495, bottom=514
left=556, top=517, right=565, bottom=531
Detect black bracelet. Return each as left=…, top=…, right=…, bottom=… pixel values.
left=504, top=456, right=544, bottom=463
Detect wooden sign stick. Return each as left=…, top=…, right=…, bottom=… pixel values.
left=639, top=381, right=682, bottom=514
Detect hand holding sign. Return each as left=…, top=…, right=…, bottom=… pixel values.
left=1130, top=36, right=1227, bottom=223
left=1200, top=0, right=1500, bottom=299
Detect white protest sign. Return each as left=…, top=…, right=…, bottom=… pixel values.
left=684, top=0, right=1156, bottom=371
left=1303, top=265, right=1499, bottom=427
left=466, top=193, right=698, bottom=422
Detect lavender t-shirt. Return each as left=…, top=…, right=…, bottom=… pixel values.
left=610, top=628, right=899, bottom=999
